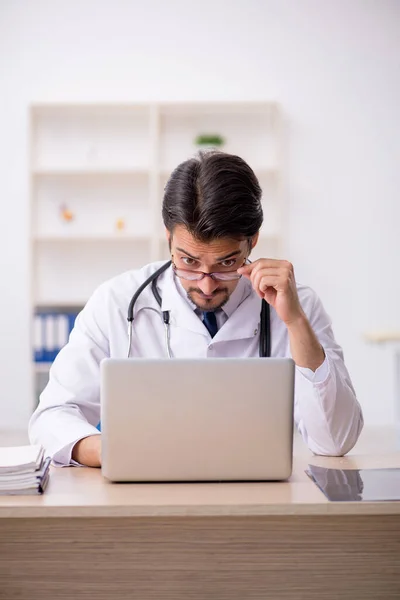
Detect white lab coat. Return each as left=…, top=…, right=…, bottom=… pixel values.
left=29, top=261, right=363, bottom=465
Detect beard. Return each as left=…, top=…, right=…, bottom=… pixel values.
left=186, top=286, right=230, bottom=311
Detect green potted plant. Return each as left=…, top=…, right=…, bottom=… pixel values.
left=194, top=133, right=225, bottom=150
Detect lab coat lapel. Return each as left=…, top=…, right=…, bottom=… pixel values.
left=216, top=291, right=262, bottom=343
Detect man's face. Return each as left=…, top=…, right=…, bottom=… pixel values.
left=168, top=225, right=257, bottom=312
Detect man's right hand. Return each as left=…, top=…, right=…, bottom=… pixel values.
left=71, top=434, right=102, bottom=467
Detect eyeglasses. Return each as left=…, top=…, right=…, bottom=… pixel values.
left=172, top=263, right=242, bottom=282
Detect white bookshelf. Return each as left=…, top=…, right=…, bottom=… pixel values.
left=29, top=101, right=284, bottom=403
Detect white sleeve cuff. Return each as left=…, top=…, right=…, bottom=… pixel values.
left=52, top=437, right=91, bottom=467
left=296, top=356, right=329, bottom=384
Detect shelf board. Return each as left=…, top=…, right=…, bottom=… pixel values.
left=34, top=303, right=83, bottom=311
left=258, top=232, right=280, bottom=239
left=31, top=101, right=277, bottom=117
left=31, top=103, right=151, bottom=116
left=255, top=168, right=279, bottom=178
left=35, top=302, right=85, bottom=310
left=159, top=101, right=277, bottom=116
left=160, top=167, right=277, bottom=177
left=32, top=167, right=277, bottom=178
left=34, top=363, right=52, bottom=373
left=33, top=235, right=152, bottom=243
left=32, top=168, right=150, bottom=177
left=156, top=232, right=279, bottom=242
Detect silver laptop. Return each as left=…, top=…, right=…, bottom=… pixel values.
left=101, top=358, right=295, bottom=482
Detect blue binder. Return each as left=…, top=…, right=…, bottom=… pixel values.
left=33, top=310, right=79, bottom=364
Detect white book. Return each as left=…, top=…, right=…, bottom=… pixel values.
left=33, top=315, right=43, bottom=354
left=0, top=458, right=50, bottom=495
left=56, top=314, right=70, bottom=349
left=44, top=314, right=56, bottom=352
left=0, top=479, right=49, bottom=495
left=0, top=445, right=44, bottom=474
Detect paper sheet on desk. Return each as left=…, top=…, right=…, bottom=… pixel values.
left=306, top=464, right=400, bottom=502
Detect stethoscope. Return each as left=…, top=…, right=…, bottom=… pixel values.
left=127, top=260, right=271, bottom=359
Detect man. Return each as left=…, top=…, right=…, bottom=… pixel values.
left=29, top=151, right=363, bottom=467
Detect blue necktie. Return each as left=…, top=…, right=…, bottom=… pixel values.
left=202, top=311, right=218, bottom=338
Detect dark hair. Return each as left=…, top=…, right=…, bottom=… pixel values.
left=162, top=151, right=263, bottom=241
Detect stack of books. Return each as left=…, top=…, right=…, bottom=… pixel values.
left=0, top=445, right=50, bottom=495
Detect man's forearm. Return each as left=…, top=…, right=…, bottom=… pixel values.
left=72, top=434, right=102, bottom=467
left=287, top=315, right=325, bottom=371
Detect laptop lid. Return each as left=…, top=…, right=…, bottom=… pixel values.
left=101, top=357, right=295, bottom=482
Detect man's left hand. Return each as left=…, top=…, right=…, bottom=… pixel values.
left=237, top=259, right=305, bottom=326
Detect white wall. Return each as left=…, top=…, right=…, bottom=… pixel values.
left=0, top=0, right=399, bottom=429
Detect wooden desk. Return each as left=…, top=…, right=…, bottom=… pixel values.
left=1, top=429, right=400, bottom=599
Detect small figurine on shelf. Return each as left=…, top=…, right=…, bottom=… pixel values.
left=60, top=204, right=74, bottom=222
left=116, top=218, right=125, bottom=232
